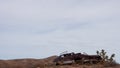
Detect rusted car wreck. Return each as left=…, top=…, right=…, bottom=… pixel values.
left=53, top=52, right=102, bottom=65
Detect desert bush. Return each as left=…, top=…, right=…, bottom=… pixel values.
left=96, top=49, right=118, bottom=67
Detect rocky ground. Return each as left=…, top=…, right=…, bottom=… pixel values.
left=0, top=56, right=119, bottom=68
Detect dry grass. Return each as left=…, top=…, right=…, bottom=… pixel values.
left=0, top=56, right=119, bottom=68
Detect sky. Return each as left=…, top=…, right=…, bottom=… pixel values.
left=0, top=0, right=120, bottom=63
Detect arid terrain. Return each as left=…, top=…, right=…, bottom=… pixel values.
left=0, top=56, right=119, bottom=68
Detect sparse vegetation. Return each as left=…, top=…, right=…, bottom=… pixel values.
left=0, top=51, right=119, bottom=68
left=96, top=49, right=118, bottom=67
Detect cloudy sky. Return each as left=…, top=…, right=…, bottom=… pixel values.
left=0, top=0, right=120, bottom=62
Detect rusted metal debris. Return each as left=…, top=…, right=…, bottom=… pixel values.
left=53, top=52, right=102, bottom=65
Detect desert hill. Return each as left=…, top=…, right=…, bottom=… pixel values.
left=0, top=56, right=119, bottom=68
left=0, top=56, right=57, bottom=68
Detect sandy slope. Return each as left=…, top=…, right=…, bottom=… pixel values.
left=0, top=56, right=119, bottom=68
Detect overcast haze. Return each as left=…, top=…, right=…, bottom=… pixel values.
left=0, top=0, right=120, bottom=63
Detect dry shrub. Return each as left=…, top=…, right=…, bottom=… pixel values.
left=104, top=61, right=119, bottom=67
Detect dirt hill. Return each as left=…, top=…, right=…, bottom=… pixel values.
left=0, top=56, right=119, bottom=68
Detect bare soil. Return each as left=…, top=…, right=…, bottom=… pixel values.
left=0, top=56, right=119, bottom=68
